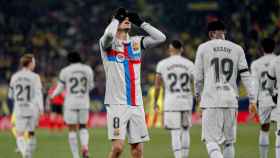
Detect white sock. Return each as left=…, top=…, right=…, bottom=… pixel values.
left=79, top=128, right=89, bottom=150
left=276, top=130, right=280, bottom=158
left=25, top=137, right=36, bottom=158
left=171, top=129, right=182, bottom=158
left=181, top=129, right=190, bottom=158
left=259, top=130, right=269, bottom=158
left=69, top=132, right=80, bottom=158
left=206, top=142, right=223, bottom=158
left=223, top=143, right=234, bottom=158
left=17, top=136, right=26, bottom=157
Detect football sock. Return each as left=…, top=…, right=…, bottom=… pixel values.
left=17, top=136, right=26, bottom=157
left=223, top=143, right=234, bottom=158
left=181, top=129, right=190, bottom=158
left=79, top=128, right=89, bottom=150
left=25, top=137, right=36, bottom=158
left=69, top=131, right=80, bottom=158
left=206, top=142, right=223, bottom=158
left=259, top=130, right=269, bottom=158
left=171, top=129, right=182, bottom=158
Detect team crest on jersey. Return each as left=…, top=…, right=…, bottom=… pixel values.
left=132, top=42, right=140, bottom=52
left=116, top=53, right=125, bottom=63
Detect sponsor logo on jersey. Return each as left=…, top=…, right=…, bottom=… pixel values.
left=116, top=53, right=125, bottom=63
left=132, top=42, right=140, bottom=52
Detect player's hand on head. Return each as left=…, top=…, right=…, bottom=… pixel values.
left=127, top=12, right=143, bottom=27
left=114, top=7, right=128, bottom=22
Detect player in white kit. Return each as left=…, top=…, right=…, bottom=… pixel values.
left=194, top=20, right=257, bottom=158
left=9, top=54, right=44, bottom=158
left=154, top=40, right=194, bottom=158
left=50, top=52, right=94, bottom=158
left=99, top=8, right=166, bottom=158
left=266, top=38, right=280, bottom=158
left=251, top=38, right=278, bottom=158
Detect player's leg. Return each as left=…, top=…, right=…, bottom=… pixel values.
left=78, top=109, right=90, bottom=158
left=15, top=116, right=28, bottom=157
left=181, top=111, right=192, bottom=158
left=106, top=105, right=130, bottom=158
left=258, top=107, right=272, bottom=158
left=164, top=111, right=182, bottom=158
left=65, top=109, right=80, bottom=158
left=202, top=109, right=224, bottom=158
left=25, top=114, right=40, bottom=158
left=128, top=106, right=150, bottom=158
left=223, top=108, right=237, bottom=158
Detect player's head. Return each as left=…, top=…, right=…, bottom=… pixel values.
left=67, top=51, right=82, bottom=64
left=20, top=54, right=35, bottom=71
left=168, top=40, right=183, bottom=55
left=114, top=8, right=131, bottom=31
left=207, top=20, right=226, bottom=40
left=261, top=38, right=275, bottom=54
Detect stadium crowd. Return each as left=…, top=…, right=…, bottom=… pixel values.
left=0, top=0, right=280, bottom=115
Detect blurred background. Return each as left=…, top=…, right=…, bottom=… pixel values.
left=0, top=0, right=280, bottom=129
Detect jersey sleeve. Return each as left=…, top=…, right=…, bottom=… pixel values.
left=140, top=22, right=166, bottom=49
left=8, top=76, right=15, bottom=99
left=267, top=59, right=277, bottom=90
left=238, top=47, right=256, bottom=103
left=35, top=75, right=44, bottom=112
left=58, top=69, right=66, bottom=85
left=51, top=70, right=65, bottom=98
left=156, top=61, right=163, bottom=76
left=89, top=67, right=95, bottom=90
left=250, top=61, right=260, bottom=100
left=99, top=19, right=119, bottom=50
left=194, top=45, right=204, bottom=97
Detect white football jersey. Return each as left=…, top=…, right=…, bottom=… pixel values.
left=194, top=39, right=255, bottom=108
left=57, top=63, right=94, bottom=109
left=9, top=69, right=43, bottom=116
left=251, top=54, right=276, bottom=107
left=156, top=55, right=194, bottom=111
left=99, top=19, right=166, bottom=106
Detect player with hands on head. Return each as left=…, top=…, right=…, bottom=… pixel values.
left=99, top=7, right=166, bottom=158
left=194, top=20, right=256, bottom=158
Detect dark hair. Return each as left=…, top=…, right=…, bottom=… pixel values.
left=67, top=51, right=82, bottom=63
left=20, top=54, right=34, bottom=67
left=207, top=20, right=225, bottom=32
left=261, top=38, right=275, bottom=53
left=170, top=40, right=183, bottom=49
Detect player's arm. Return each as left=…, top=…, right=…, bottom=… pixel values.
left=128, top=12, right=166, bottom=49
left=36, top=75, right=44, bottom=113
left=89, top=68, right=95, bottom=91
left=194, top=45, right=204, bottom=105
left=267, top=60, right=277, bottom=103
left=99, top=19, right=119, bottom=50
left=50, top=71, right=65, bottom=98
left=8, top=76, right=14, bottom=99
left=250, top=62, right=260, bottom=101
left=238, top=48, right=257, bottom=114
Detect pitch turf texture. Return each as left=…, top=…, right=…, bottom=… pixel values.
left=0, top=124, right=277, bottom=158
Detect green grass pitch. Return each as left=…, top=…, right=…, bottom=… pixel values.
left=0, top=124, right=277, bottom=158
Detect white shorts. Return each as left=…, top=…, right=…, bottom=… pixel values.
left=106, top=105, right=150, bottom=144
left=202, top=108, right=237, bottom=145
left=164, top=111, right=192, bottom=130
left=258, top=106, right=280, bottom=124
left=64, top=109, right=89, bottom=124
left=15, top=115, right=39, bottom=133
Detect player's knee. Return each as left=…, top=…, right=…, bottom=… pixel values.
left=68, top=124, right=78, bottom=131
left=131, top=144, right=143, bottom=157
left=206, top=142, right=221, bottom=155
left=112, top=142, right=124, bottom=154
left=261, top=124, right=270, bottom=132
left=79, top=124, right=86, bottom=129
